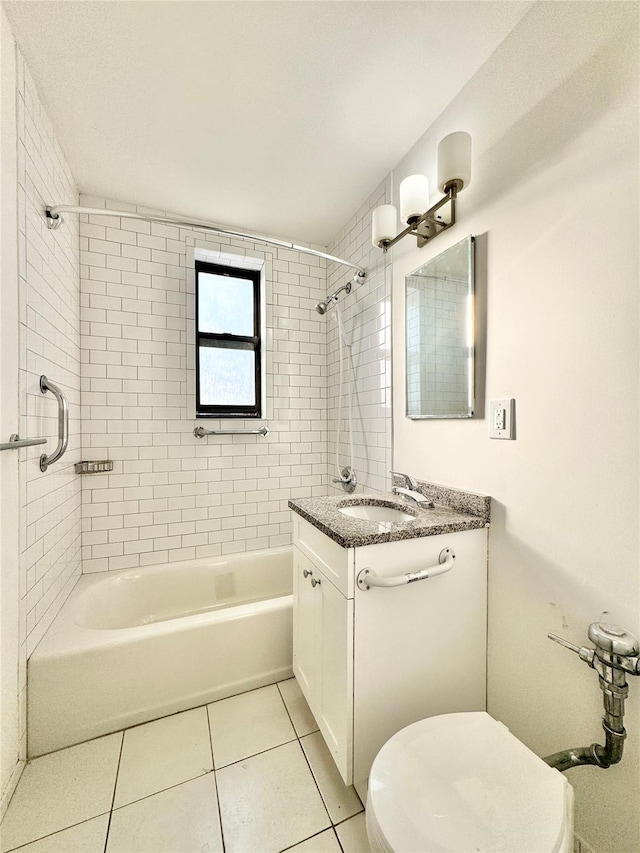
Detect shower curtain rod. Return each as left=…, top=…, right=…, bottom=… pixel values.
left=45, top=205, right=366, bottom=278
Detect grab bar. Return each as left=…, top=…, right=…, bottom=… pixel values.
left=356, top=548, right=455, bottom=591
left=0, top=434, right=48, bottom=451
left=39, top=375, right=69, bottom=472
left=194, top=425, right=269, bottom=438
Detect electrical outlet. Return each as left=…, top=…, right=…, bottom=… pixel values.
left=489, top=399, right=515, bottom=439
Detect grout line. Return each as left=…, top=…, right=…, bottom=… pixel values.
left=4, top=813, right=111, bottom=853
left=214, top=735, right=300, bottom=772
left=11, top=678, right=358, bottom=853
left=204, top=703, right=216, bottom=770
left=298, top=733, right=334, bottom=825
left=28, top=679, right=286, bottom=760
left=277, top=825, right=340, bottom=853
left=107, top=770, right=214, bottom=812
left=205, top=703, right=226, bottom=853
left=103, top=729, right=124, bottom=853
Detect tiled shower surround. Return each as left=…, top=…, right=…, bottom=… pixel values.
left=79, top=191, right=391, bottom=571
left=325, top=178, right=392, bottom=495
left=17, top=50, right=81, bottom=753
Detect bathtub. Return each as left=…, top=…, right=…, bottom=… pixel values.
left=27, top=547, right=293, bottom=756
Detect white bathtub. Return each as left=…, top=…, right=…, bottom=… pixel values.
left=27, top=547, right=293, bottom=756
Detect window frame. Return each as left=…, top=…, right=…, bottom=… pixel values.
left=195, top=259, right=262, bottom=419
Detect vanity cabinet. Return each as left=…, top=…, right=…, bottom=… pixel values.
left=293, top=547, right=353, bottom=781
left=292, top=513, right=487, bottom=801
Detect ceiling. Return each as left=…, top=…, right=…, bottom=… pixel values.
left=4, top=1, right=532, bottom=245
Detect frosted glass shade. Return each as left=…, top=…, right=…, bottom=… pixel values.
left=400, top=174, right=430, bottom=224
left=437, top=132, right=472, bottom=193
left=372, top=204, right=398, bottom=247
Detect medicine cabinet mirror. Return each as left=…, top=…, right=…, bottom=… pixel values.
left=405, top=235, right=475, bottom=418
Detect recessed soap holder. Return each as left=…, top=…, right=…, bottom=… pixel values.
left=74, top=460, right=113, bottom=475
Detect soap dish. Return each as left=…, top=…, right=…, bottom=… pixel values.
left=74, top=460, right=114, bottom=475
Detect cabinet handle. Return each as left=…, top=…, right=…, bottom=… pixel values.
left=311, top=577, right=321, bottom=588
left=303, top=568, right=313, bottom=578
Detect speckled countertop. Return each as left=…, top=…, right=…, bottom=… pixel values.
left=288, top=481, right=490, bottom=548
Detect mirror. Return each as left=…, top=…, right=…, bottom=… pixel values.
left=406, top=235, right=475, bottom=418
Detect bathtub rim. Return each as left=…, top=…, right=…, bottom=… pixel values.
left=30, top=545, right=293, bottom=661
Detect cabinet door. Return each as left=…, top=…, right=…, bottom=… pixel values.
left=292, top=548, right=320, bottom=711
left=317, top=573, right=354, bottom=785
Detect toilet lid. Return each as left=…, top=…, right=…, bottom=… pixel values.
left=367, top=712, right=572, bottom=853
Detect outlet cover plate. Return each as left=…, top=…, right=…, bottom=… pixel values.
left=489, top=398, right=515, bottom=439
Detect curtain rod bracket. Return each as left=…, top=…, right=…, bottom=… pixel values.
left=45, top=207, right=63, bottom=230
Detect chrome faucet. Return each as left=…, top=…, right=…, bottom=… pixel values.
left=390, top=471, right=434, bottom=507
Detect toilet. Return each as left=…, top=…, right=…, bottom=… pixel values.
left=366, top=711, right=574, bottom=853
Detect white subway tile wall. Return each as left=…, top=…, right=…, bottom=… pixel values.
left=325, top=179, right=392, bottom=495
left=79, top=197, right=330, bottom=570
left=16, top=51, right=82, bottom=753
left=406, top=274, right=470, bottom=416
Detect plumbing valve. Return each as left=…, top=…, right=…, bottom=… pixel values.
left=548, top=622, right=640, bottom=678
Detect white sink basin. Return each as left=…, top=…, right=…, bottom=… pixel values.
left=339, top=504, right=415, bottom=523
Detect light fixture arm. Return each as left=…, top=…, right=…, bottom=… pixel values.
left=377, top=183, right=458, bottom=253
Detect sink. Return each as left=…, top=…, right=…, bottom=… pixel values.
left=338, top=503, right=416, bottom=523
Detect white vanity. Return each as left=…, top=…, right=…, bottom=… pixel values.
left=289, top=487, right=489, bottom=802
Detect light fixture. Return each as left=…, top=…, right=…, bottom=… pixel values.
left=371, top=131, right=472, bottom=252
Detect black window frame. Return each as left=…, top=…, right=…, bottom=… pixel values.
left=195, top=260, right=262, bottom=419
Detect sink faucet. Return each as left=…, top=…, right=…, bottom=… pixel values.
left=389, top=471, right=434, bottom=507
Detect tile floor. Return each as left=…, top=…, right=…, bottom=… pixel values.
left=0, top=679, right=370, bottom=853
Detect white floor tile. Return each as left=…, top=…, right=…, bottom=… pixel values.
left=336, top=813, right=371, bottom=853
left=3, top=815, right=109, bottom=853
left=277, top=677, right=319, bottom=737
left=107, top=773, right=222, bottom=853
left=301, top=731, right=363, bottom=824
left=0, top=734, right=121, bottom=853
left=113, top=706, right=213, bottom=808
left=208, top=684, right=296, bottom=768
left=216, top=740, right=330, bottom=852
left=283, top=828, right=342, bottom=853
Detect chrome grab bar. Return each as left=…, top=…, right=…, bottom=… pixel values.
left=39, top=375, right=69, bottom=472
left=193, top=425, right=269, bottom=438
left=0, top=433, right=47, bottom=451
left=356, top=548, right=455, bottom=591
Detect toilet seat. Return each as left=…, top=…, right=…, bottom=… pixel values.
left=366, top=711, right=573, bottom=853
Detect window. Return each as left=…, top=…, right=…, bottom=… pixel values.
left=195, top=260, right=262, bottom=418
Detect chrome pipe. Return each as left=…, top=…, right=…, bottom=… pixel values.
left=545, top=723, right=626, bottom=771
left=0, top=434, right=47, bottom=451
left=39, top=376, right=69, bottom=472
left=45, top=206, right=366, bottom=276
left=545, top=622, right=639, bottom=774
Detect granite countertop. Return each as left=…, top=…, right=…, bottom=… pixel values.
left=288, top=483, right=490, bottom=549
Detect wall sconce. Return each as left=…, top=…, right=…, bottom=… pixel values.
left=371, top=131, right=471, bottom=252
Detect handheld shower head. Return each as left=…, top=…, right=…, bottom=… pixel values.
left=315, top=302, right=327, bottom=315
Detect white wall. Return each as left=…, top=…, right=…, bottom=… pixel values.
left=390, top=4, right=639, bottom=851
left=79, top=197, right=328, bottom=570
